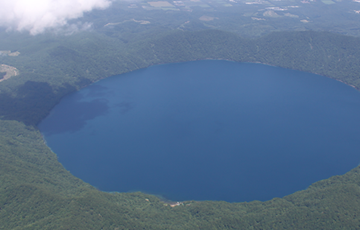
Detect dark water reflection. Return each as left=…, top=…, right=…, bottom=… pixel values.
left=39, top=93, right=109, bottom=135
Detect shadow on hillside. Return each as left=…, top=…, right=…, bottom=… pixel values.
left=0, top=81, right=77, bottom=126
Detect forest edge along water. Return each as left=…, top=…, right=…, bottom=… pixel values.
left=38, top=60, right=360, bottom=202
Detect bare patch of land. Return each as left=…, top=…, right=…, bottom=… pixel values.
left=0, top=51, right=20, bottom=57
left=0, top=64, right=19, bottom=82
left=105, top=19, right=151, bottom=27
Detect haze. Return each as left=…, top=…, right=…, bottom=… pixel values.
left=1, top=0, right=360, bottom=228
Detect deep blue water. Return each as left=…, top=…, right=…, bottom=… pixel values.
left=38, top=60, right=360, bottom=202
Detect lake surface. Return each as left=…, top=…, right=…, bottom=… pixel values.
left=38, top=60, right=360, bottom=202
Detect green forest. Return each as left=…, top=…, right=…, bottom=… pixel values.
left=2, top=0, right=360, bottom=227
left=1, top=27, right=360, bottom=229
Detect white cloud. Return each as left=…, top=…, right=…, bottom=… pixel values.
left=0, top=0, right=112, bottom=35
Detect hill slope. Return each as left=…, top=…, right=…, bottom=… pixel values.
left=1, top=29, right=360, bottom=229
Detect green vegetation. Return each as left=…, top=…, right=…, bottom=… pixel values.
left=2, top=29, right=360, bottom=125
left=2, top=120, right=360, bottom=229
left=2, top=0, right=360, bottom=226
left=1, top=28, right=360, bottom=229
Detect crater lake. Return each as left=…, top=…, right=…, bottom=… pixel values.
left=38, top=60, right=360, bottom=202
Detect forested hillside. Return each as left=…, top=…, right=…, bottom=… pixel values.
left=1, top=29, right=360, bottom=229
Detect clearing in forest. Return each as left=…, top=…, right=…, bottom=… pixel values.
left=0, top=64, right=19, bottom=82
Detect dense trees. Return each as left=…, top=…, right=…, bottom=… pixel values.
left=2, top=29, right=360, bottom=228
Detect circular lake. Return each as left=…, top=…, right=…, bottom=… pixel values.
left=38, top=60, right=360, bottom=202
